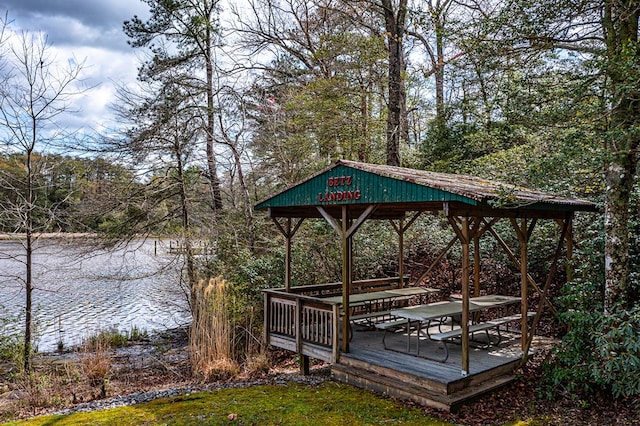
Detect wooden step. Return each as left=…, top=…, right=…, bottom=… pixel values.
left=331, top=363, right=451, bottom=411
left=331, top=362, right=514, bottom=412
left=337, top=349, right=455, bottom=392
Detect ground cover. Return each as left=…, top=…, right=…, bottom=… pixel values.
left=4, top=381, right=453, bottom=426
left=0, top=327, right=637, bottom=425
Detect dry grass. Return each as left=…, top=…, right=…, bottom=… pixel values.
left=244, top=350, right=271, bottom=374
left=78, top=333, right=112, bottom=398
left=14, top=373, right=66, bottom=414
left=189, top=277, right=239, bottom=381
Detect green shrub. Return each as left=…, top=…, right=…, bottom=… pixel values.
left=83, top=327, right=148, bottom=350
left=0, top=308, right=25, bottom=371
left=543, top=305, right=640, bottom=399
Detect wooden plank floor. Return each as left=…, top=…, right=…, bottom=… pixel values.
left=342, top=321, right=527, bottom=384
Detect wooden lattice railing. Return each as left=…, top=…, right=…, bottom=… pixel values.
left=263, top=277, right=408, bottom=363
left=264, top=289, right=340, bottom=363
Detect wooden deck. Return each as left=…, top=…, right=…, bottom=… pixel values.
left=331, top=321, right=529, bottom=412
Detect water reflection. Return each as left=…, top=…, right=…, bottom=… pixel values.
left=0, top=239, right=190, bottom=352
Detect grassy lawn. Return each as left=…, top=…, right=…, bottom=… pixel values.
left=4, top=382, right=457, bottom=426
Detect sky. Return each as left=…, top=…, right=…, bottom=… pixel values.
left=0, top=0, right=151, bottom=138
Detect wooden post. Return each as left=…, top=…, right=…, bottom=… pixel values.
left=512, top=218, right=531, bottom=352
left=391, top=212, right=421, bottom=288
left=297, top=296, right=310, bottom=374
left=271, top=217, right=304, bottom=292
left=472, top=224, right=481, bottom=324
left=332, top=304, right=340, bottom=362
left=398, top=218, right=405, bottom=288
left=317, top=205, right=377, bottom=356
left=285, top=218, right=292, bottom=292
left=300, top=354, right=310, bottom=375
left=264, top=292, right=270, bottom=348
left=341, top=206, right=351, bottom=354
left=461, top=217, right=471, bottom=376
left=521, top=219, right=570, bottom=365
left=447, top=216, right=472, bottom=375
left=488, top=223, right=560, bottom=319
left=295, top=298, right=305, bottom=371
left=473, top=232, right=480, bottom=297
left=521, top=220, right=528, bottom=351
left=566, top=217, right=574, bottom=282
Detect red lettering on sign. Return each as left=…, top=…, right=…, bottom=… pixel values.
left=317, top=176, right=361, bottom=203
left=327, top=175, right=353, bottom=187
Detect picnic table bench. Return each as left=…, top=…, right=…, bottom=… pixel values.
left=429, top=312, right=536, bottom=361
left=382, top=295, right=525, bottom=362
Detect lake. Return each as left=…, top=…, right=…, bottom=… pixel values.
left=0, top=238, right=190, bottom=352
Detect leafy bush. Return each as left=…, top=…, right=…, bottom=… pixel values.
left=83, top=327, right=148, bottom=349
left=543, top=305, right=640, bottom=399
left=0, top=309, right=24, bottom=371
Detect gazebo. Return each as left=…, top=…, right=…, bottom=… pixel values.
left=256, top=160, right=597, bottom=410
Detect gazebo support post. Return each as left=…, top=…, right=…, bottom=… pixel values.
left=511, top=218, right=535, bottom=351
left=317, top=204, right=378, bottom=355
left=472, top=218, right=482, bottom=323
left=271, top=216, right=304, bottom=292
left=460, top=217, right=471, bottom=376
left=448, top=216, right=472, bottom=375
left=473, top=232, right=481, bottom=297
left=520, top=220, right=528, bottom=351
left=398, top=218, right=405, bottom=288
left=390, top=212, right=422, bottom=288
left=341, top=206, right=351, bottom=353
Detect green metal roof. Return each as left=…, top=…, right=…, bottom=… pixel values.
left=255, top=160, right=598, bottom=219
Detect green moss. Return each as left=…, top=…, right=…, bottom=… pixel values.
left=5, top=382, right=455, bottom=426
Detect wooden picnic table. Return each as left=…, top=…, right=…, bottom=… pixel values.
left=386, top=295, right=521, bottom=361
left=321, top=287, right=439, bottom=334
left=322, top=286, right=438, bottom=307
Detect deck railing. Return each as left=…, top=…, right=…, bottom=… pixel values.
left=264, top=289, right=340, bottom=363
left=263, top=277, right=408, bottom=363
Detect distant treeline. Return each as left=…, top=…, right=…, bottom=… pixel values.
left=0, top=153, right=138, bottom=234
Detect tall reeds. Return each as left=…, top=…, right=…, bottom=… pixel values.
left=189, top=277, right=238, bottom=381
left=79, top=332, right=112, bottom=398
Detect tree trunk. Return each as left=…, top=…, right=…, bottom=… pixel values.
left=435, top=11, right=445, bottom=124
left=602, top=1, right=640, bottom=312
left=231, top=144, right=255, bottom=253
left=382, top=0, right=407, bottom=166
left=205, top=23, right=223, bottom=212
left=175, top=135, right=199, bottom=326
left=604, top=157, right=635, bottom=311
left=24, top=149, right=33, bottom=372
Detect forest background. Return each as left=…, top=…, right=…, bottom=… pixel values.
left=0, top=0, right=639, bottom=406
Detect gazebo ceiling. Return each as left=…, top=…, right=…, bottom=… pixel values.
left=255, top=160, right=598, bottom=220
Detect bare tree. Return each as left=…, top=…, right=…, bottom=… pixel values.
left=213, top=85, right=255, bottom=251
left=0, top=29, right=86, bottom=371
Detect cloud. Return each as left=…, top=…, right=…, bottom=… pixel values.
left=0, top=1, right=150, bottom=141
left=1, top=0, right=149, bottom=51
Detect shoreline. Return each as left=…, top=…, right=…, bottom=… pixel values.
left=0, top=232, right=99, bottom=240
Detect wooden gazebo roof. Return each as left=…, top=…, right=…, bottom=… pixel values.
left=255, top=160, right=597, bottom=219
